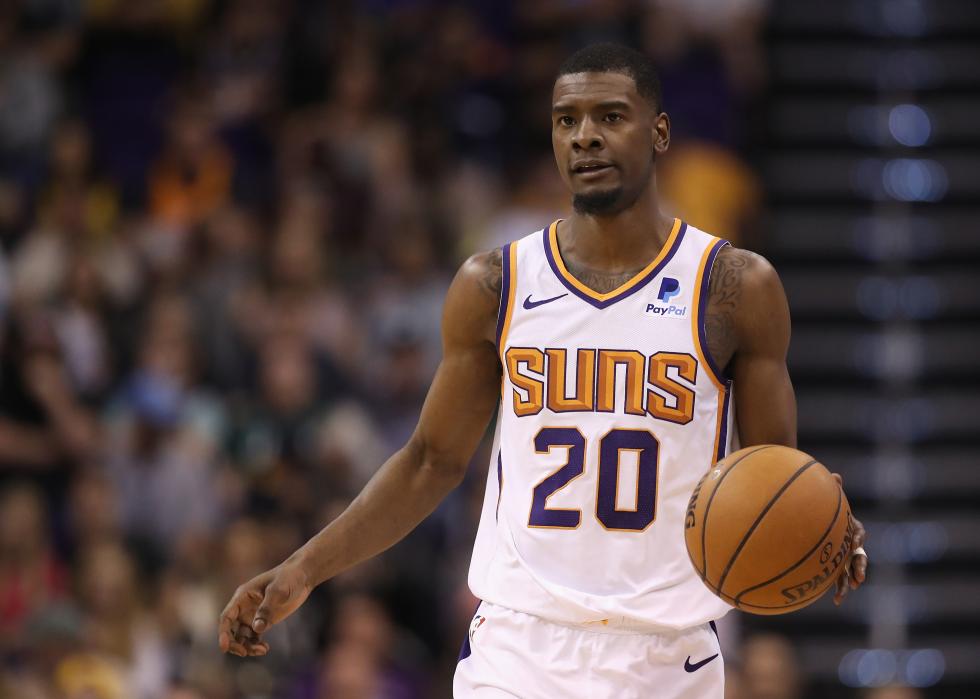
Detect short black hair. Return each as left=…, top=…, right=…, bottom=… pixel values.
left=557, top=43, right=663, bottom=112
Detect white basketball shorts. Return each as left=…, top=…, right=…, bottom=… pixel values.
left=453, top=601, right=724, bottom=698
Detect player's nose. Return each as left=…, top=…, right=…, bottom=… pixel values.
left=571, top=117, right=604, bottom=151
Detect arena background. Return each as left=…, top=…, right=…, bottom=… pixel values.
left=0, top=1, right=977, bottom=698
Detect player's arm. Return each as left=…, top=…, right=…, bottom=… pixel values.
left=710, top=246, right=797, bottom=448
left=219, top=250, right=504, bottom=657
left=707, top=245, right=867, bottom=604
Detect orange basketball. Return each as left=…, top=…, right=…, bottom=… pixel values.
left=684, top=445, right=854, bottom=615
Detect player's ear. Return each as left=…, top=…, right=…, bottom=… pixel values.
left=654, top=111, right=670, bottom=155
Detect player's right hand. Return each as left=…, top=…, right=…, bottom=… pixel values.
left=218, top=559, right=312, bottom=657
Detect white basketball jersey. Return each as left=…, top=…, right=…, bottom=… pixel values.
left=468, top=218, right=737, bottom=632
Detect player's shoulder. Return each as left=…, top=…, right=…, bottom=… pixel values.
left=442, top=248, right=503, bottom=345
left=453, top=248, right=503, bottom=314
left=713, top=244, right=776, bottom=278
left=710, top=244, right=783, bottom=302
left=703, top=243, right=789, bottom=361
left=458, top=248, right=503, bottom=304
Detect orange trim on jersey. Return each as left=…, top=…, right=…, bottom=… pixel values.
left=693, top=237, right=733, bottom=464
left=497, top=242, right=519, bottom=362
left=547, top=218, right=683, bottom=302
left=691, top=238, right=729, bottom=391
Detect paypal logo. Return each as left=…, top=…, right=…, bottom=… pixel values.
left=658, top=278, right=680, bottom=303
left=646, top=303, right=687, bottom=317
left=647, top=277, right=686, bottom=318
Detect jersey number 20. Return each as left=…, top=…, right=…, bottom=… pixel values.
left=528, top=427, right=659, bottom=532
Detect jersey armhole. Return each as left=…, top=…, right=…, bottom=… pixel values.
left=692, top=238, right=731, bottom=390
left=495, top=241, right=518, bottom=358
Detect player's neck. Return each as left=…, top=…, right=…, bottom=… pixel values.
left=563, top=196, right=674, bottom=273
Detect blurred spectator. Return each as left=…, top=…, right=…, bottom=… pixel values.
left=0, top=5, right=65, bottom=183
left=38, top=119, right=120, bottom=240
left=219, top=517, right=266, bottom=591
left=741, top=633, right=804, bottom=699
left=54, top=651, right=129, bottom=699
left=103, top=294, right=225, bottom=558
left=191, top=205, right=261, bottom=390
left=0, top=484, right=67, bottom=644
left=316, top=593, right=426, bottom=699
left=229, top=332, right=349, bottom=515
left=3, top=600, right=86, bottom=698
left=148, top=93, right=234, bottom=233
left=318, top=642, right=387, bottom=699
left=636, top=0, right=769, bottom=251
left=479, top=154, right=566, bottom=252
left=202, top=0, right=282, bottom=204
left=11, top=119, right=119, bottom=308
left=67, top=470, right=121, bottom=551
left=643, top=0, right=768, bottom=145
left=0, top=309, right=100, bottom=483
left=75, top=540, right=169, bottom=698
left=261, top=208, right=363, bottom=373
left=47, top=244, right=117, bottom=405
left=204, top=0, right=284, bottom=128
left=861, top=687, right=925, bottom=699
left=659, top=141, right=762, bottom=246
left=365, top=218, right=449, bottom=391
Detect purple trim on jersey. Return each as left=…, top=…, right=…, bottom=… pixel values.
left=717, top=382, right=732, bottom=462
left=698, top=238, right=731, bottom=384
left=542, top=222, right=688, bottom=310
left=494, top=243, right=513, bottom=350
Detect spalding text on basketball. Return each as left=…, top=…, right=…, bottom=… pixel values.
left=779, top=516, right=854, bottom=603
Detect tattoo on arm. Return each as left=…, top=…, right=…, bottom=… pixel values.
left=704, top=246, right=751, bottom=372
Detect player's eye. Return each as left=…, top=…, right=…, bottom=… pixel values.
left=604, top=112, right=624, bottom=123
left=558, top=115, right=575, bottom=127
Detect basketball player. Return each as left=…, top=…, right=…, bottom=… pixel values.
left=218, top=44, right=868, bottom=697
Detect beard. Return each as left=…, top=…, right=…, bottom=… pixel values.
left=572, top=185, right=640, bottom=216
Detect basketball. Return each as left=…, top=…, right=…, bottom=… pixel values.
left=685, top=445, right=854, bottom=615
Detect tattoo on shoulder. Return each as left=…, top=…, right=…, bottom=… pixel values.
left=704, top=246, right=759, bottom=372
left=479, top=248, right=503, bottom=298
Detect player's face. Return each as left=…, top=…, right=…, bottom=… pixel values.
left=551, top=72, right=668, bottom=216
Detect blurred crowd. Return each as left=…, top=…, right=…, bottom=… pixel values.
left=0, top=1, right=779, bottom=698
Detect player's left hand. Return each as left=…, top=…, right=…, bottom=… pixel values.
left=831, top=473, right=868, bottom=606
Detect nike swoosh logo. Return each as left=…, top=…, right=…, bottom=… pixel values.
left=523, top=293, right=568, bottom=310
left=684, top=654, right=719, bottom=673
